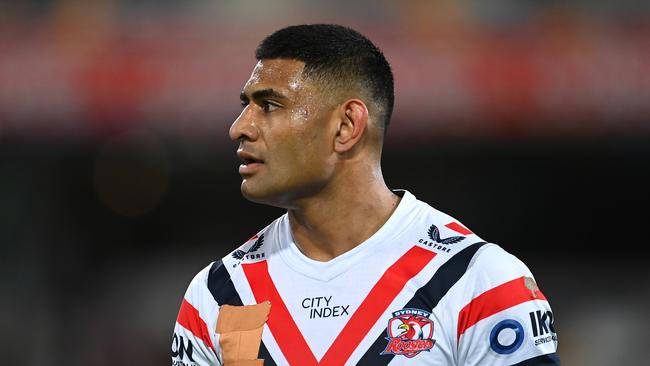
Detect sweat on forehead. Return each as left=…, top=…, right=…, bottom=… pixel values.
left=244, top=60, right=306, bottom=89
left=255, top=24, right=394, bottom=132
left=241, top=59, right=343, bottom=108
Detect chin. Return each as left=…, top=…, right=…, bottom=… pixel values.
left=239, top=179, right=320, bottom=208
left=240, top=181, right=282, bottom=207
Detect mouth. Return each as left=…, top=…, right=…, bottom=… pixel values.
left=241, top=157, right=263, bottom=166
left=237, top=149, right=264, bottom=164
left=237, top=150, right=264, bottom=175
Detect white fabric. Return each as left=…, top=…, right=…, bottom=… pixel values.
left=171, top=190, right=558, bottom=365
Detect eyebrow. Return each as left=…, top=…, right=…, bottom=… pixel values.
left=240, top=88, right=288, bottom=103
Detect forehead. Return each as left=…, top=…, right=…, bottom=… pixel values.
left=242, top=59, right=308, bottom=95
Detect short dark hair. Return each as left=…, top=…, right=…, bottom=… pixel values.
left=256, top=24, right=394, bottom=133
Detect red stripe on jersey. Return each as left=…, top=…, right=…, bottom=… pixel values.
left=445, top=222, right=473, bottom=235
left=457, top=276, right=547, bottom=343
left=243, top=245, right=436, bottom=366
left=176, top=299, right=215, bottom=352
left=243, top=260, right=319, bottom=366
left=319, top=245, right=436, bottom=365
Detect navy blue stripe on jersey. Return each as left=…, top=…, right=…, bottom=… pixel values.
left=513, top=353, right=561, bottom=365
left=208, top=259, right=243, bottom=306
left=207, top=259, right=278, bottom=366
left=356, top=241, right=488, bottom=365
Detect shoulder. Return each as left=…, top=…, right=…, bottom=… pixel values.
left=404, top=191, right=483, bottom=239
left=222, top=231, right=269, bottom=269
left=220, top=216, right=283, bottom=269
left=467, top=244, right=535, bottom=284
left=183, top=262, right=216, bottom=306
left=455, top=243, right=547, bottom=313
left=457, top=246, right=556, bottom=339
left=174, top=221, right=279, bottom=333
left=452, top=245, right=559, bottom=363
left=394, top=192, right=559, bottom=362
left=204, top=216, right=285, bottom=303
left=405, top=190, right=530, bottom=280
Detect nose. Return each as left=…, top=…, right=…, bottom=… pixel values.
left=229, top=107, right=259, bottom=142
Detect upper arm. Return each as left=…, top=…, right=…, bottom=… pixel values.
left=455, top=245, right=559, bottom=365
left=171, top=264, right=222, bottom=366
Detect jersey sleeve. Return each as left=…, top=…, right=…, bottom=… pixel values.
left=455, top=244, right=559, bottom=365
left=171, top=263, right=222, bottom=366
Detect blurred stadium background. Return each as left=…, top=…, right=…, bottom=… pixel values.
left=1, top=1, right=649, bottom=365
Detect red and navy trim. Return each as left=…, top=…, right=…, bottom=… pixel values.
left=457, top=275, right=547, bottom=343
left=242, top=245, right=437, bottom=366
left=207, top=259, right=277, bottom=365
left=176, top=298, right=215, bottom=353
left=356, top=241, right=487, bottom=365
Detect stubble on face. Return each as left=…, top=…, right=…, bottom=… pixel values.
left=236, top=59, right=337, bottom=208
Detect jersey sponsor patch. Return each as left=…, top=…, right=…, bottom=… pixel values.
left=171, top=333, right=196, bottom=363
left=529, top=309, right=558, bottom=346
left=381, top=308, right=436, bottom=358
left=301, top=295, right=351, bottom=319
left=489, top=319, right=525, bottom=355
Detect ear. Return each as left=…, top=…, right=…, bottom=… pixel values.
left=334, top=99, right=369, bottom=153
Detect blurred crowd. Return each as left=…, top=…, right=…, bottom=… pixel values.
left=1, top=0, right=649, bottom=140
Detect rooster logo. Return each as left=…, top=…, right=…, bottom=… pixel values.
left=428, top=224, right=465, bottom=245
left=382, top=308, right=436, bottom=358
left=396, top=316, right=429, bottom=340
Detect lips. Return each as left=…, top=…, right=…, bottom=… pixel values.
left=237, top=150, right=264, bottom=165
left=237, top=150, right=264, bottom=175
left=241, top=157, right=262, bottom=166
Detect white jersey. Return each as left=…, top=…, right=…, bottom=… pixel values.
left=171, top=191, right=559, bottom=365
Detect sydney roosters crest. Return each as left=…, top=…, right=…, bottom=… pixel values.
left=382, top=308, right=436, bottom=358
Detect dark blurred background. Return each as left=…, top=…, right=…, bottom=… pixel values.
left=1, top=1, right=649, bottom=365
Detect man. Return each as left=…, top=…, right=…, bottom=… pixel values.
left=171, top=24, right=559, bottom=366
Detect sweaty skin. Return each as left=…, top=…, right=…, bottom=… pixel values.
left=230, top=59, right=399, bottom=261
left=232, top=59, right=335, bottom=205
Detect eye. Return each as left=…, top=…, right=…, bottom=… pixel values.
left=261, top=101, right=280, bottom=113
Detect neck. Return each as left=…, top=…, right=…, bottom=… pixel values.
left=287, top=171, right=400, bottom=261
